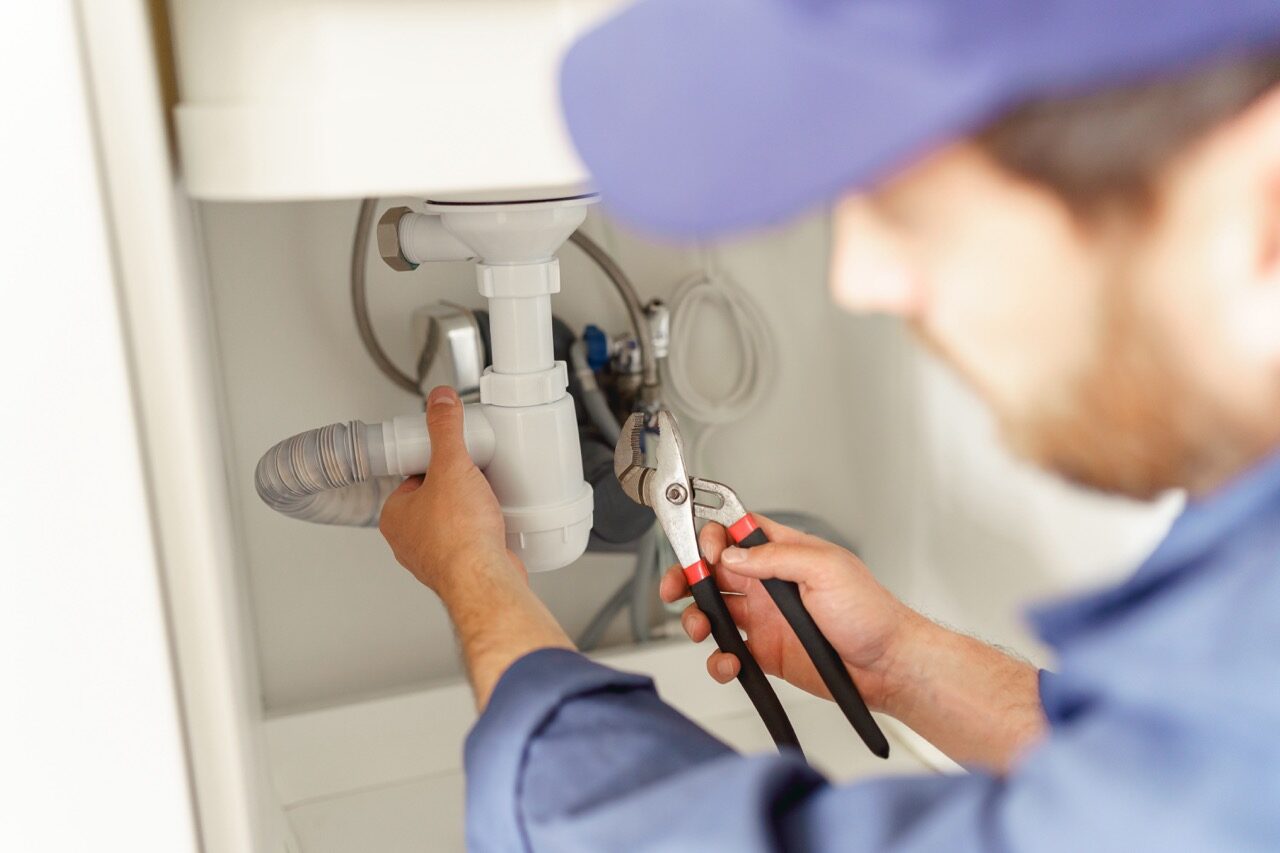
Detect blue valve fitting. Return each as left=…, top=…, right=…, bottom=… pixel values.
left=583, top=324, right=611, bottom=371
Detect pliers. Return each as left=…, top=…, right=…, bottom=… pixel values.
left=615, top=409, right=889, bottom=759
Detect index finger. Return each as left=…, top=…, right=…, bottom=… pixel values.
left=740, top=512, right=811, bottom=545
left=698, top=513, right=811, bottom=563
left=659, top=563, right=690, bottom=603
left=659, top=556, right=753, bottom=599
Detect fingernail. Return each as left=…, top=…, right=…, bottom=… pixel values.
left=716, top=658, right=735, bottom=678
left=428, top=387, right=457, bottom=407
left=720, top=547, right=746, bottom=565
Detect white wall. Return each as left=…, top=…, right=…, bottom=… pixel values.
left=2, top=2, right=198, bottom=849
left=198, top=201, right=1179, bottom=712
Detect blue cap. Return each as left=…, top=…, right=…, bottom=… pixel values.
left=560, top=0, right=1280, bottom=239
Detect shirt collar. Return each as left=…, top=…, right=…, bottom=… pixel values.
left=1029, top=448, right=1280, bottom=647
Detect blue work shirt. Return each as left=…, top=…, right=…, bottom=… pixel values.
left=464, top=452, right=1280, bottom=851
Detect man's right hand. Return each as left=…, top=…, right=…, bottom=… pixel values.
left=658, top=514, right=924, bottom=713
left=659, top=513, right=1048, bottom=772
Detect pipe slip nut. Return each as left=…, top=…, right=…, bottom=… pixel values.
left=376, top=205, right=418, bottom=271
left=479, top=363, right=569, bottom=408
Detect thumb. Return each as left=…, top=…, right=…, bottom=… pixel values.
left=717, top=540, right=830, bottom=585
left=425, top=386, right=468, bottom=468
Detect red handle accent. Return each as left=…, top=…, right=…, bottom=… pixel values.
left=727, top=513, right=760, bottom=544
left=682, top=558, right=712, bottom=585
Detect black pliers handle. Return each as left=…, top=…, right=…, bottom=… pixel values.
left=616, top=412, right=802, bottom=753
left=676, top=554, right=803, bottom=754
left=693, top=478, right=890, bottom=759
left=615, top=410, right=889, bottom=759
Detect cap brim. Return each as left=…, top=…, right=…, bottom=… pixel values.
left=560, top=0, right=1004, bottom=239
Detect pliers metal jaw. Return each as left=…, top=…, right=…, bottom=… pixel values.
left=615, top=410, right=704, bottom=578
left=690, top=477, right=758, bottom=541
left=616, top=409, right=890, bottom=759
left=615, top=410, right=802, bottom=751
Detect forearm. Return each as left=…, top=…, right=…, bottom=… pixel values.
left=442, top=554, right=574, bottom=711
left=879, top=615, right=1046, bottom=772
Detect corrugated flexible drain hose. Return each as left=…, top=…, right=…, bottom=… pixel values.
left=253, top=420, right=402, bottom=527
left=253, top=403, right=591, bottom=572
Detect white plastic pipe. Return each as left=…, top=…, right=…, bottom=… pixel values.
left=374, top=410, right=496, bottom=476
left=486, top=294, right=554, bottom=374
left=398, top=213, right=476, bottom=265
left=252, top=406, right=493, bottom=524
left=378, top=401, right=590, bottom=571
left=253, top=401, right=591, bottom=572
left=255, top=197, right=598, bottom=572
left=438, top=202, right=594, bottom=570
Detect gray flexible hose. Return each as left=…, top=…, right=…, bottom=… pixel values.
left=254, top=420, right=400, bottom=527
left=567, top=230, right=660, bottom=406
left=352, top=199, right=421, bottom=396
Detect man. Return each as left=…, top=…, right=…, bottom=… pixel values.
left=378, top=0, right=1280, bottom=849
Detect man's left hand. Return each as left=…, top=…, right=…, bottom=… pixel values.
left=378, top=385, right=573, bottom=709
left=379, top=386, right=521, bottom=597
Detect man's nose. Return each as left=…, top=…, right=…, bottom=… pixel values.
left=829, top=196, right=922, bottom=317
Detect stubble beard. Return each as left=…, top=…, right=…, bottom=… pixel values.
left=918, top=275, right=1248, bottom=501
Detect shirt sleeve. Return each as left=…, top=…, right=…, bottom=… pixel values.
left=463, top=651, right=1202, bottom=853
left=463, top=649, right=1004, bottom=852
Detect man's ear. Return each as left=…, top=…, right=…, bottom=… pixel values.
left=1203, top=85, right=1280, bottom=368
left=829, top=194, right=925, bottom=317
left=1240, top=89, right=1280, bottom=368
left=1255, top=172, right=1280, bottom=329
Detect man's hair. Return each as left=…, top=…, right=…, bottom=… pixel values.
left=980, top=52, right=1280, bottom=214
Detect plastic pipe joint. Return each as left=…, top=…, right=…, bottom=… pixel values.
left=377, top=402, right=592, bottom=573
left=257, top=196, right=598, bottom=572
left=424, top=199, right=595, bottom=571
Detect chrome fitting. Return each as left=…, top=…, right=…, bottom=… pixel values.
left=376, top=205, right=419, bottom=271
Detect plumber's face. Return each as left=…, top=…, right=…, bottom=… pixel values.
left=829, top=96, right=1280, bottom=498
